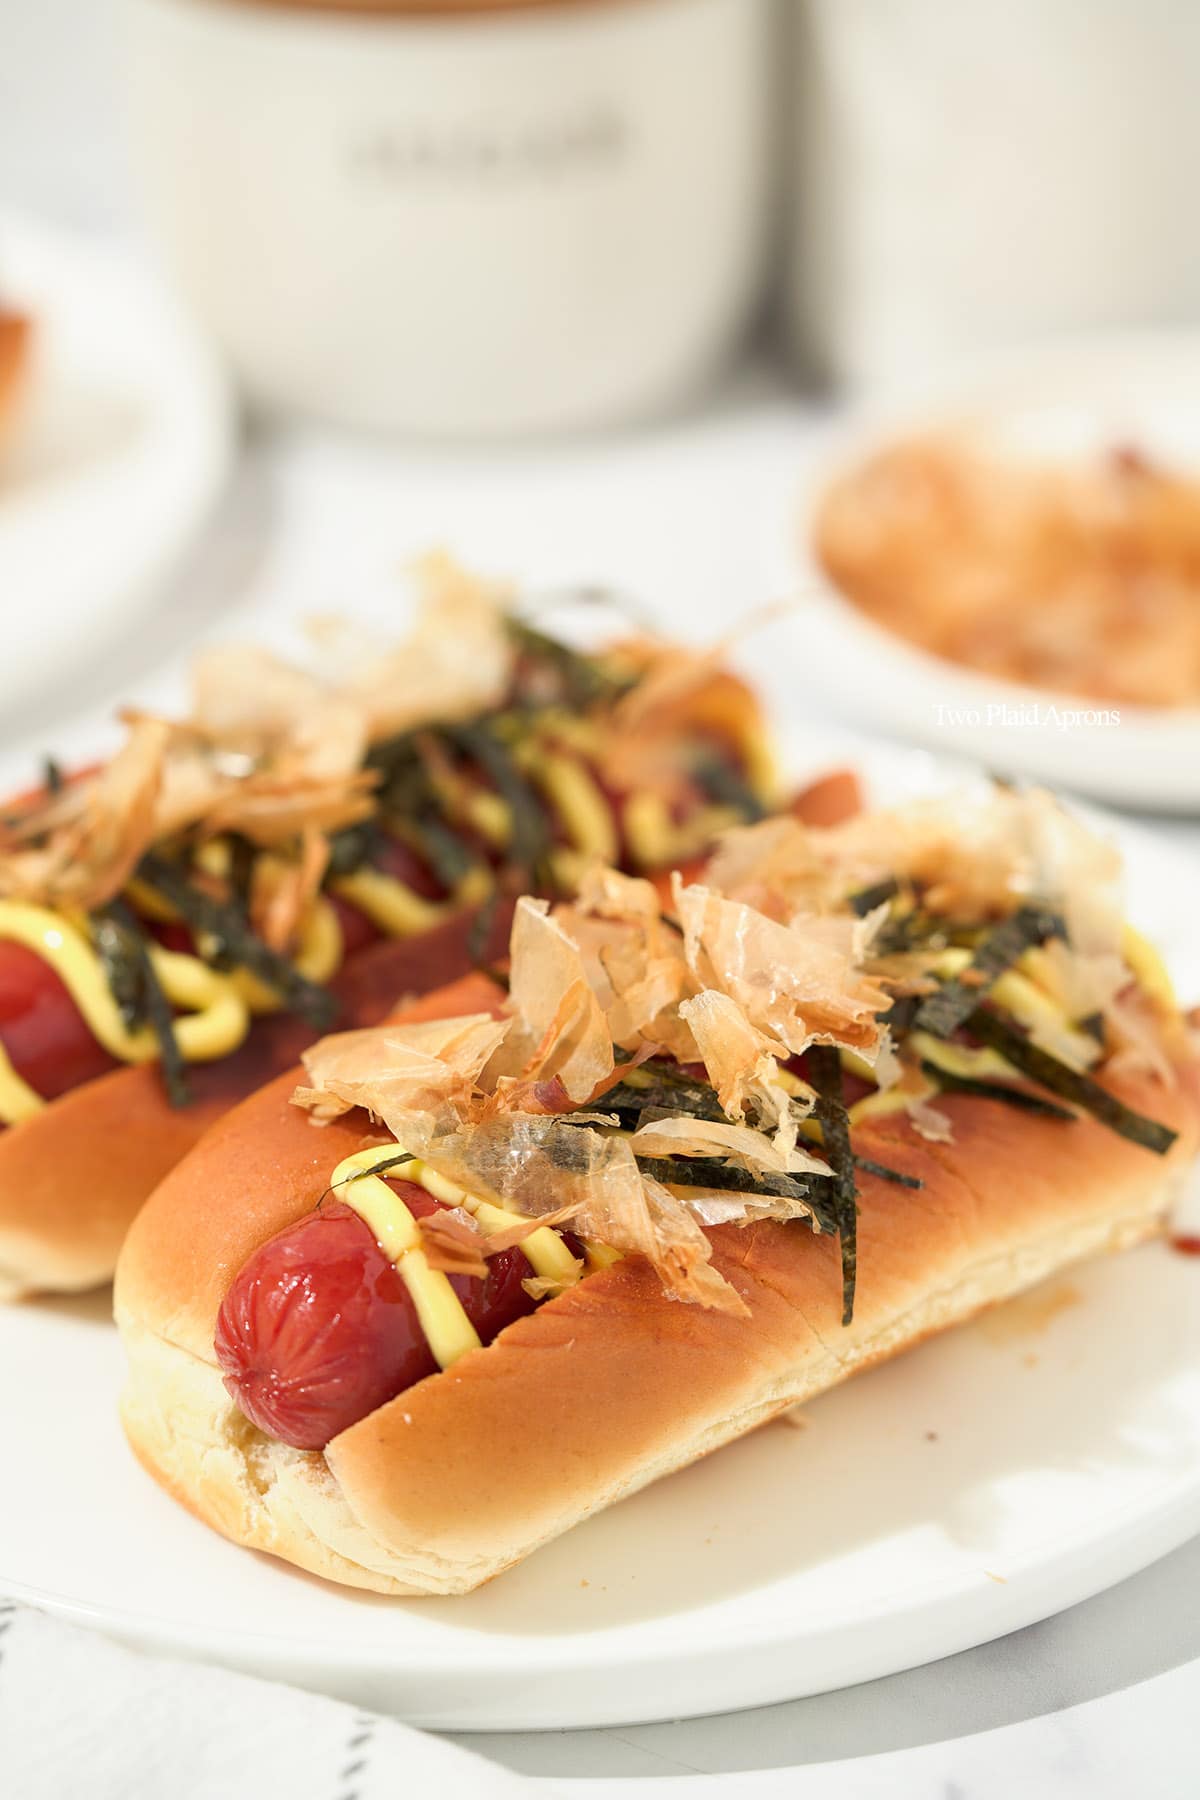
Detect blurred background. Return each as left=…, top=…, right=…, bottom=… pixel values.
left=2, top=0, right=1199, bottom=810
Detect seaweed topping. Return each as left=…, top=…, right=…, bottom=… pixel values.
left=505, top=617, right=635, bottom=709
left=798, top=1045, right=858, bottom=1326
left=137, top=852, right=337, bottom=1032
left=630, top=1154, right=838, bottom=1233
left=916, top=1060, right=1077, bottom=1122
left=966, top=1006, right=1177, bottom=1153
left=848, top=876, right=901, bottom=917
left=914, top=904, right=1065, bottom=1038
left=93, top=897, right=190, bottom=1107
left=692, top=752, right=768, bottom=824
left=440, top=721, right=550, bottom=877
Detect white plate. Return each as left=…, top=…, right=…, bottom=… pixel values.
left=0, top=212, right=233, bottom=723
left=786, top=331, right=1200, bottom=814
left=1, top=733, right=1199, bottom=1732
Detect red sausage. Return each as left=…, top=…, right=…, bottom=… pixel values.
left=0, top=941, right=118, bottom=1100
left=215, top=1181, right=537, bottom=1450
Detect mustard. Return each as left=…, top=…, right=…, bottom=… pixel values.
left=1122, top=923, right=1176, bottom=1011
left=0, top=903, right=251, bottom=1126
left=329, top=865, right=492, bottom=940
left=328, top=1143, right=596, bottom=1367
left=403, top=1155, right=583, bottom=1288
left=0, top=1038, right=43, bottom=1125
left=329, top=1150, right=482, bottom=1369
left=521, top=750, right=619, bottom=865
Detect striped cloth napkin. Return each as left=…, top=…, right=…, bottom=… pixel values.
left=0, top=1601, right=557, bottom=1799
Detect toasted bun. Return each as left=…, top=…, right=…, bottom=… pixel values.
left=0, top=310, right=32, bottom=448
left=0, top=908, right=514, bottom=1300
left=116, top=987, right=1200, bottom=1596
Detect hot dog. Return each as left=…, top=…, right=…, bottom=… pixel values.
left=0, top=561, right=861, bottom=1297
left=116, top=787, right=1200, bottom=1595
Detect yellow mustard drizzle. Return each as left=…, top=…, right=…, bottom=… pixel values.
left=329, top=1144, right=599, bottom=1368
left=0, top=902, right=253, bottom=1124
left=329, top=865, right=491, bottom=940
left=520, top=750, right=619, bottom=865
left=0, top=1037, right=43, bottom=1124
left=621, top=793, right=744, bottom=871
left=1121, top=924, right=1177, bottom=1011
left=330, top=1150, right=482, bottom=1369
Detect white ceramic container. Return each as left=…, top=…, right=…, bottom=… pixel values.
left=125, top=0, right=771, bottom=436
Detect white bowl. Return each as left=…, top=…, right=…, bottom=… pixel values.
left=787, top=330, right=1200, bottom=814
left=124, top=0, right=772, bottom=438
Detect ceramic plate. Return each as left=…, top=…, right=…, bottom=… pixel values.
left=1, top=730, right=1198, bottom=1730
left=785, top=332, right=1200, bottom=814
left=0, top=211, right=233, bottom=726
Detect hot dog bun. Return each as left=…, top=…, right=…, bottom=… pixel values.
left=0, top=309, right=31, bottom=451
left=115, top=981, right=1200, bottom=1596
left=0, top=906, right=514, bottom=1300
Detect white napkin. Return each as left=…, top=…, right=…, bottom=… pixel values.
left=0, top=1600, right=559, bottom=1800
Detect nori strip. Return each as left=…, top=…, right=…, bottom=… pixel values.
left=918, top=1060, right=1077, bottom=1122
left=848, top=877, right=901, bottom=917
left=610, top=1068, right=921, bottom=1191
left=342, top=1151, right=414, bottom=1183
left=93, top=897, right=189, bottom=1108
left=631, top=1154, right=838, bottom=1235
left=326, top=820, right=379, bottom=877
left=405, top=815, right=476, bottom=891
left=915, top=905, right=1065, bottom=1038
left=441, top=722, right=550, bottom=875
left=505, top=617, right=634, bottom=708
left=226, top=833, right=257, bottom=917
left=966, top=1006, right=1177, bottom=1154
left=692, top=753, right=768, bottom=824
left=92, top=906, right=149, bottom=1032
left=136, top=852, right=338, bottom=1031
left=852, top=1154, right=922, bottom=1190
left=465, top=885, right=509, bottom=990
left=42, top=756, right=64, bottom=795
left=805, top=1044, right=858, bottom=1325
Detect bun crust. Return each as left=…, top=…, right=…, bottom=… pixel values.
left=0, top=910, right=513, bottom=1300
left=0, top=310, right=31, bottom=447
left=116, top=983, right=1200, bottom=1596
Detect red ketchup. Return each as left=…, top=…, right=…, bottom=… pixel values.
left=1171, top=1235, right=1200, bottom=1257
left=215, top=1180, right=539, bottom=1450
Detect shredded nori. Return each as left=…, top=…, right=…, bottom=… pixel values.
left=966, top=1006, right=1177, bottom=1154
left=848, top=877, right=901, bottom=917
left=852, top=1154, right=923, bottom=1189
left=326, top=820, right=379, bottom=876
left=804, top=1045, right=858, bottom=1325
left=505, top=616, right=635, bottom=709
left=914, top=905, right=1065, bottom=1038
left=342, top=1151, right=415, bottom=1183
left=608, top=1066, right=920, bottom=1193
left=631, top=1153, right=838, bottom=1234
left=42, top=756, right=64, bottom=795
left=93, top=897, right=190, bottom=1108
left=440, top=722, right=550, bottom=876
left=692, top=752, right=768, bottom=824
left=136, top=852, right=338, bottom=1032
left=918, top=1060, right=1077, bottom=1122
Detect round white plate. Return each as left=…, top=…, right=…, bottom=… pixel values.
left=784, top=331, right=1200, bottom=814
left=0, top=212, right=234, bottom=723
left=1, top=733, right=1198, bottom=1732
